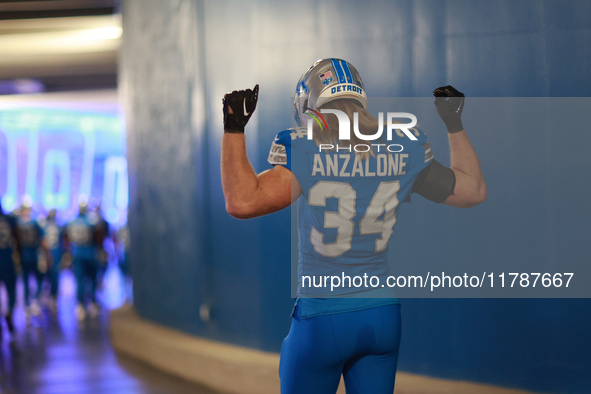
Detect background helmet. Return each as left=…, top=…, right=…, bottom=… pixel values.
left=78, top=195, right=88, bottom=215
left=20, top=196, right=33, bottom=212
left=293, top=58, right=367, bottom=127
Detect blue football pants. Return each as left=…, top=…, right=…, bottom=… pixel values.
left=74, top=257, right=99, bottom=304
left=279, top=303, right=401, bottom=394
left=21, top=258, right=43, bottom=306
left=48, top=250, right=61, bottom=297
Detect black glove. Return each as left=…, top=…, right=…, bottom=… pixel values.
left=433, top=85, right=465, bottom=133
left=223, top=84, right=259, bottom=133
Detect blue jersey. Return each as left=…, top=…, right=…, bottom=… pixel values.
left=268, top=127, right=433, bottom=318
left=66, top=215, right=95, bottom=260
left=42, top=220, right=63, bottom=253
left=17, top=218, right=44, bottom=263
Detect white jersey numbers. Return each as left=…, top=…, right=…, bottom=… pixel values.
left=360, top=181, right=400, bottom=253
left=308, top=180, right=400, bottom=258
left=309, top=182, right=356, bottom=258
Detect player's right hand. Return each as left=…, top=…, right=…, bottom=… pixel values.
left=433, top=85, right=465, bottom=133
left=223, top=84, right=259, bottom=133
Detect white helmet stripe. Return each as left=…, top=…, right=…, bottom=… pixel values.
left=330, top=59, right=346, bottom=83
left=340, top=60, right=354, bottom=83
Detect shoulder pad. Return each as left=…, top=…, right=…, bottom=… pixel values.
left=268, top=129, right=293, bottom=167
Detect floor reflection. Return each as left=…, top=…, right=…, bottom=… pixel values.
left=0, top=264, right=218, bottom=394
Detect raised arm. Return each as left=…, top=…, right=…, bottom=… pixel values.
left=433, top=85, right=486, bottom=208
left=221, top=85, right=300, bottom=219
left=444, top=130, right=486, bottom=207
left=222, top=134, right=296, bottom=219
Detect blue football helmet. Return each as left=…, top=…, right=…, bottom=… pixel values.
left=293, top=58, right=367, bottom=127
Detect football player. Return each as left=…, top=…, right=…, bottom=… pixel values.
left=90, top=205, right=110, bottom=292
left=65, top=201, right=99, bottom=320
left=41, top=209, right=64, bottom=312
left=17, top=200, right=48, bottom=318
left=221, top=59, right=486, bottom=393
left=0, top=200, right=19, bottom=334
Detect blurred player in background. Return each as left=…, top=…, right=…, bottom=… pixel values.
left=0, top=200, right=20, bottom=335
left=90, top=205, right=110, bottom=290
left=65, top=201, right=99, bottom=320
left=17, top=200, right=48, bottom=319
left=40, top=209, right=64, bottom=313
left=220, top=59, right=486, bottom=393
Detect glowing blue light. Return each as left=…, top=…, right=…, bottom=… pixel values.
left=25, top=126, right=40, bottom=201
left=103, top=156, right=128, bottom=211
left=0, top=107, right=127, bottom=221
left=1, top=131, right=18, bottom=212
left=42, top=150, right=70, bottom=210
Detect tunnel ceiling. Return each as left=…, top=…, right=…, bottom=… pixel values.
left=0, top=0, right=120, bottom=94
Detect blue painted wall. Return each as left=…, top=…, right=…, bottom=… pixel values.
left=121, top=1, right=591, bottom=392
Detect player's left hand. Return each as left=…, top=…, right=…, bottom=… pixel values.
left=433, top=85, right=465, bottom=133
left=223, top=84, right=259, bottom=133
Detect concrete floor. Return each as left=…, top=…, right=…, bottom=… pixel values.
left=0, top=266, right=218, bottom=394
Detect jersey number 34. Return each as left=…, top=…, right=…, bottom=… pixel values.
left=308, top=180, right=400, bottom=258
